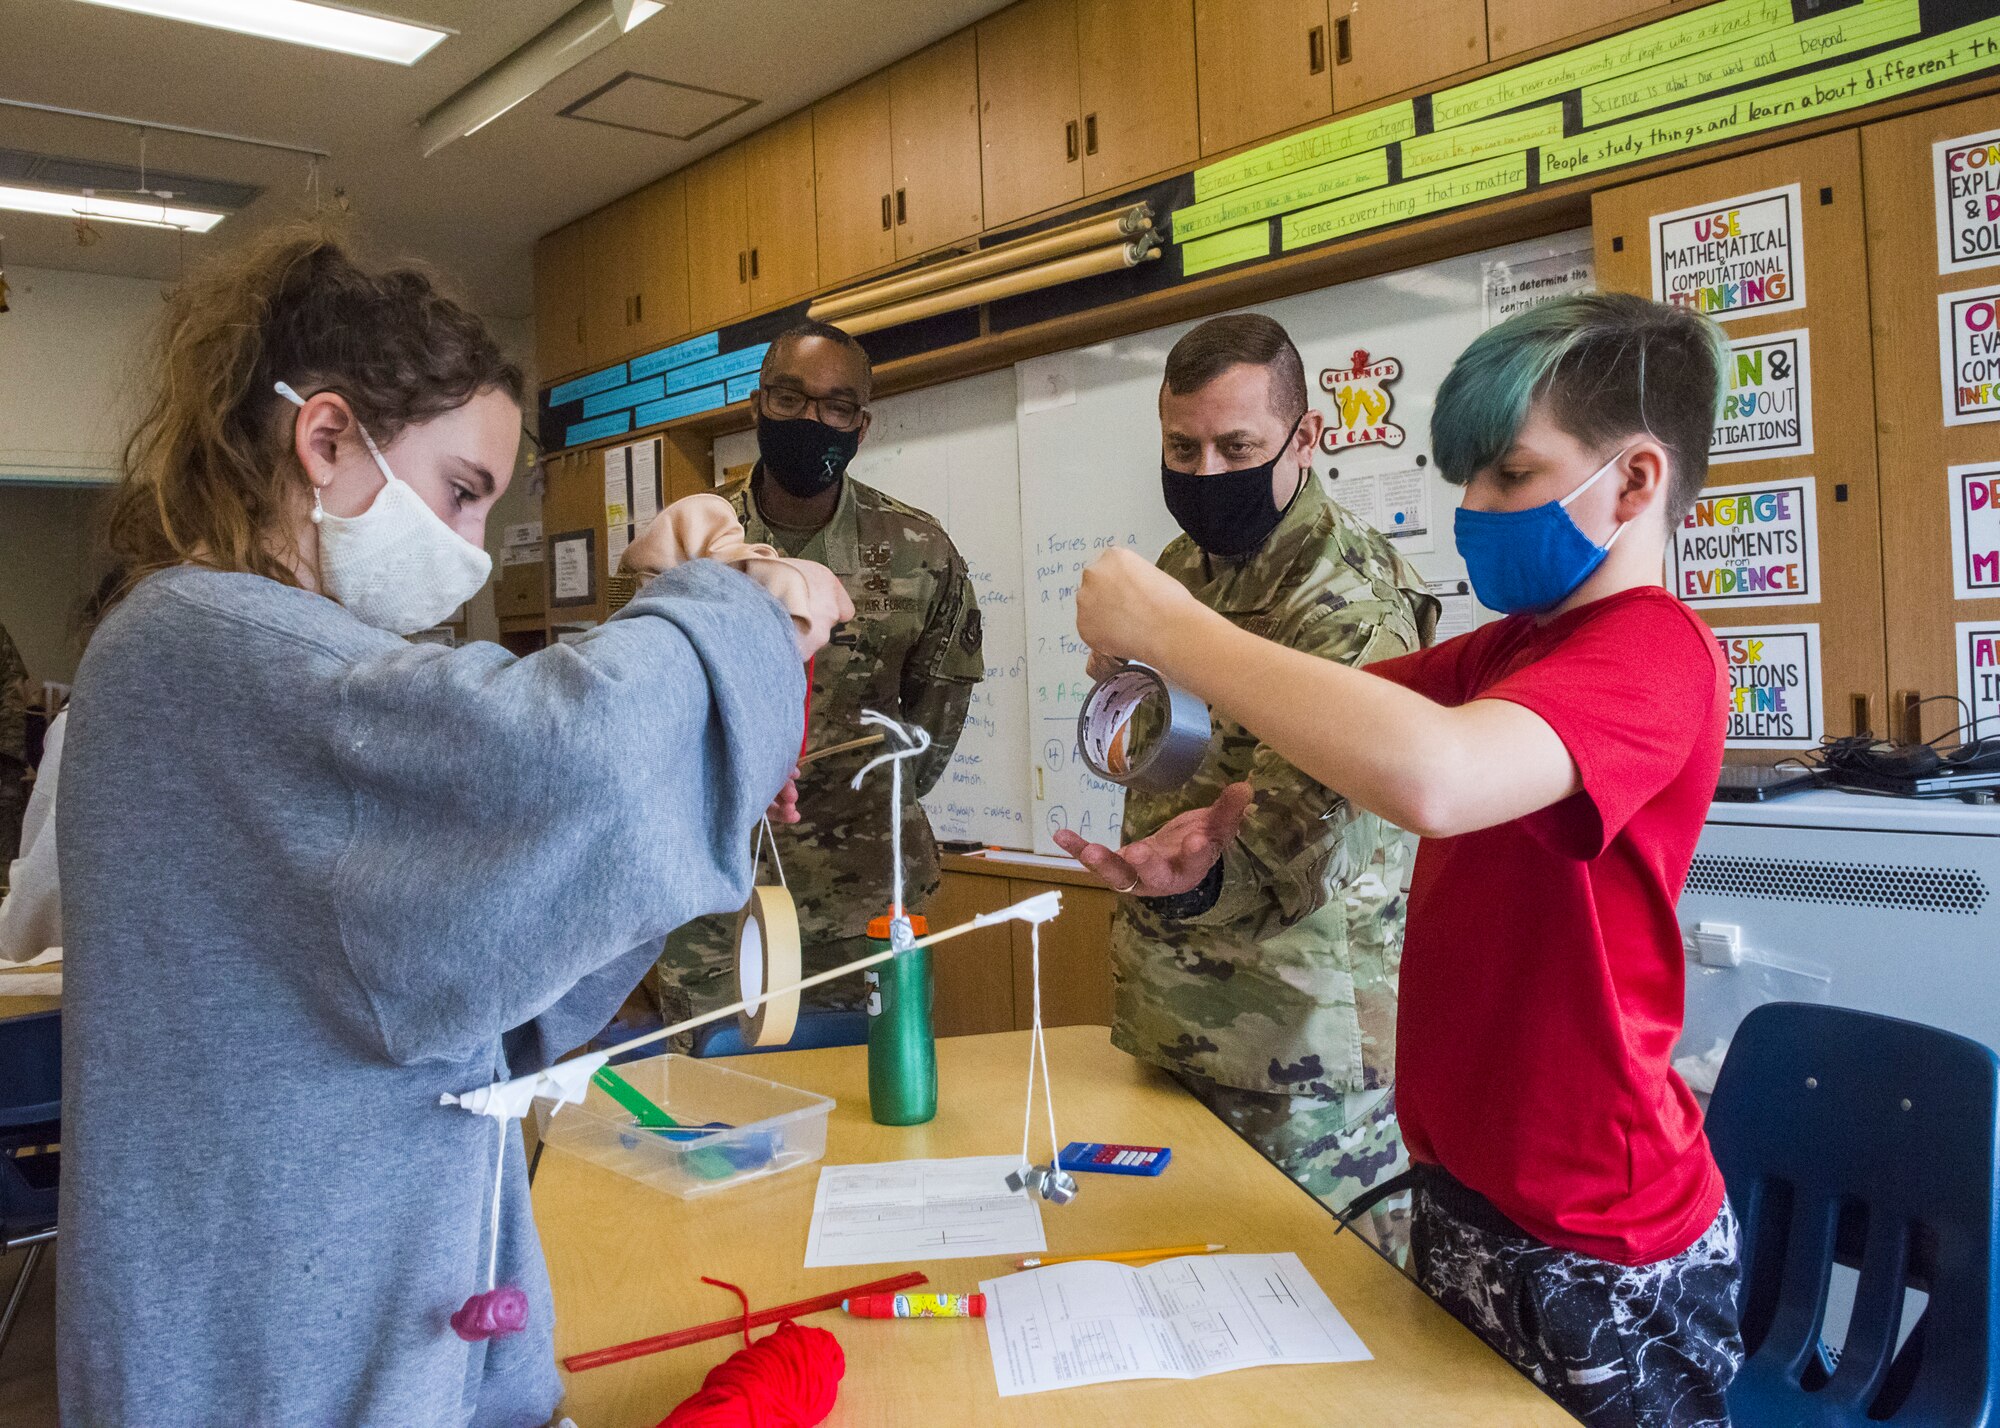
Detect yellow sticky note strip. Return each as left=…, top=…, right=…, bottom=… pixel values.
left=1432, top=0, right=1792, bottom=130
left=1281, top=153, right=1530, bottom=252
left=1582, top=0, right=1922, bottom=126
left=1181, top=224, right=1273, bottom=277
left=1400, top=104, right=1567, bottom=178
left=1174, top=150, right=1391, bottom=243
left=1543, top=19, right=2000, bottom=182
left=1192, top=102, right=1416, bottom=202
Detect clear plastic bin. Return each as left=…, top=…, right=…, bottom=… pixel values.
left=534, top=1052, right=833, bottom=1198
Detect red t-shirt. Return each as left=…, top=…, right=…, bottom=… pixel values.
left=1369, top=586, right=1728, bottom=1265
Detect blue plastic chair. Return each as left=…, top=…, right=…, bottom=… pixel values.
left=1707, top=1002, right=2000, bottom=1426
left=693, top=1009, right=870, bottom=1058
left=0, top=1010, right=59, bottom=1363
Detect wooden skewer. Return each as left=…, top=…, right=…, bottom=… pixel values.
left=798, top=732, right=885, bottom=766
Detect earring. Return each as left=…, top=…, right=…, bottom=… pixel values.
left=310, top=485, right=325, bottom=526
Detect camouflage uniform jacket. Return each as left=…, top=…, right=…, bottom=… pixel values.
left=1112, top=475, right=1438, bottom=1099
left=722, top=468, right=984, bottom=940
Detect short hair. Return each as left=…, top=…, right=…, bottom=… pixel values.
left=761, top=319, right=873, bottom=400
left=1431, top=292, right=1728, bottom=522
left=1163, top=313, right=1308, bottom=424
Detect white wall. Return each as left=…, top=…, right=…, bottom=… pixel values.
left=0, top=264, right=166, bottom=484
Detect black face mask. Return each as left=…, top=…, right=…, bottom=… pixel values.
left=758, top=413, right=860, bottom=499
left=1160, top=416, right=1306, bottom=558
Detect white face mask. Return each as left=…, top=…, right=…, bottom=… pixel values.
left=276, top=382, right=493, bottom=636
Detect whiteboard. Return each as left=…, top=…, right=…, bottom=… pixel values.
left=719, top=228, right=1592, bottom=852
left=714, top=369, right=1031, bottom=849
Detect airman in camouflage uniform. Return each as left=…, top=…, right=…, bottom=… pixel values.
left=1119, top=476, right=1434, bottom=1257
left=1057, top=314, right=1435, bottom=1263
left=653, top=328, right=983, bottom=1039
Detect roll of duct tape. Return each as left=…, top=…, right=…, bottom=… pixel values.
left=735, top=885, right=802, bottom=1048
left=1075, top=662, right=1211, bottom=794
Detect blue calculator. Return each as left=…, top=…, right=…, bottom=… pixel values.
left=1059, top=1142, right=1172, bottom=1176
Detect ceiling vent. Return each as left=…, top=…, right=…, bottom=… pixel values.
left=0, top=146, right=260, bottom=212
left=558, top=72, right=755, bottom=140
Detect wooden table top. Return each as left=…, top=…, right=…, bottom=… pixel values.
left=535, top=1025, right=1568, bottom=1427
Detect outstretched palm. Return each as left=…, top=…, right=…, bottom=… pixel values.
left=1052, top=782, right=1254, bottom=897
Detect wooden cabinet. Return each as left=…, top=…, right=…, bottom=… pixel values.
left=1593, top=132, right=1889, bottom=761
left=1194, top=0, right=1332, bottom=158
left=1078, top=0, right=1199, bottom=195
left=532, top=221, right=589, bottom=382
left=582, top=175, right=690, bottom=368
left=1862, top=94, right=2000, bottom=744
left=1488, top=0, right=1672, bottom=62
left=978, top=0, right=1084, bottom=229
left=888, top=32, right=985, bottom=258
left=683, top=146, right=751, bottom=334
left=929, top=864, right=1114, bottom=1037
left=744, top=110, right=819, bottom=310
left=814, top=74, right=897, bottom=288
left=1332, top=0, right=1486, bottom=111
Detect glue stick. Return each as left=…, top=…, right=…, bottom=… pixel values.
left=843, top=1292, right=986, bottom=1319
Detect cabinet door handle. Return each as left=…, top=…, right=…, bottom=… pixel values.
left=896, top=188, right=907, bottom=225
left=1335, top=16, right=1352, bottom=64
left=881, top=193, right=892, bottom=230
left=1895, top=689, right=1924, bottom=744
left=1309, top=23, right=1328, bottom=73
left=1084, top=113, right=1098, bottom=156
left=750, top=247, right=760, bottom=280
left=1065, top=119, right=1079, bottom=163
left=632, top=292, right=642, bottom=324
left=738, top=250, right=747, bottom=283
left=575, top=316, right=584, bottom=344
left=1850, top=693, right=1873, bottom=738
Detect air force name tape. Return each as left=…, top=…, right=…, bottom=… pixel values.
left=1076, top=662, right=1211, bottom=793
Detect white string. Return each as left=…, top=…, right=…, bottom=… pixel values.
left=485, top=1115, right=505, bottom=1290
left=751, top=815, right=788, bottom=890
left=1018, top=920, right=1059, bottom=1167
left=851, top=711, right=930, bottom=920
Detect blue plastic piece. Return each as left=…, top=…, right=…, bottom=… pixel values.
left=1058, top=1141, right=1171, bottom=1176
left=1708, top=1002, right=2000, bottom=1425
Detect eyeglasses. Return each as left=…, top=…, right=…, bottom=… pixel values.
left=761, top=385, right=865, bottom=431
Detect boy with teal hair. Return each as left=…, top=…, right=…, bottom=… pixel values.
left=1074, top=292, right=1742, bottom=1426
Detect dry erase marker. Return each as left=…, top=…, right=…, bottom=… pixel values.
left=844, top=1292, right=986, bottom=1319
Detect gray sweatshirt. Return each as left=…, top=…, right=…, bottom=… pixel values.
left=56, top=561, right=802, bottom=1427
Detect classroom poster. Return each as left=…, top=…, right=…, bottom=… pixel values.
left=1938, top=286, right=2000, bottom=424
left=1716, top=623, right=1824, bottom=748
left=1668, top=477, right=1819, bottom=608
left=1947, top=462, right=2000, bottom=599
left=1935, top=127, right=2000, bottom=274
left=1324, top=466, right=1433, bottom=553
left=549, top=531, right=595, bottom=606
left=603, top=445, right=630, bottom=575
left=1957, top=621, right=2000, bottom=740
left=1651, top=184, right=1805, bottom=321
left=500, top=521, right=544, bottom=567
left=1711, top=330, right=1812, bottom=463
left=1481, top=244, right=1594, bottom=326
left=1317, top=350, right=1406, bottom=449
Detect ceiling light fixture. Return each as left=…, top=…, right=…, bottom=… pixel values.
left=73, top=0, right=447, bottom=66
left=0, top=183, right=228, bottom=234
left=417, top=0, right=666, bottom=158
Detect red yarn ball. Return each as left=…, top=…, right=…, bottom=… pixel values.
left=451, top=1286, right=529, bottom=1342
left=658, top=1320, right=846, bottom=1428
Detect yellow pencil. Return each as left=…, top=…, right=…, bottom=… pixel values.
left=1017, top=1243, right=1225, bottom=1268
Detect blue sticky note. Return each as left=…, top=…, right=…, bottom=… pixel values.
left=581, top=375, right=665, bottom=419
left=549, top=364, right=628, bottom=408
left=630, top=332, right=721, bottom=381
left=564, top=411, right=632, bottom=446
left=634, top=385, right=726, bottom=427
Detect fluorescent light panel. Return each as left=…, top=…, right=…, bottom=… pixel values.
left=74, top=0, right=447, bottom=65
left=0, top=183, right=229, bottom=233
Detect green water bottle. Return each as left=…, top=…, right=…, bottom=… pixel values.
left=865, top=910, right=937, bottom=1126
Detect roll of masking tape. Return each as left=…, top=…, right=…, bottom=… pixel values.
left=1076, top=662, right=1211, bottom=794
left=736, top=885, right=802, bottom=1048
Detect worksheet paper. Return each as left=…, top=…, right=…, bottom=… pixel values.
left=803, top=1157, right=1046, bottom=1268
left=980, top=1253, right=1368, bottom=1397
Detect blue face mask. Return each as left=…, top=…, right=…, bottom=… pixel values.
left=1452, top=446, right=1630, bottom=616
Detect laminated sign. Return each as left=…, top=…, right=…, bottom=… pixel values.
left=1651, top=184, right=1805, bottom=321
left=1958, top=622, right=2000, bottom=741
left=1317, top=350, right=1406, bottom=450
left=1947, top=462, right=2000, bottom=599
left=1717, top=624, right=1824, bottom=749
left=1938, top=286, right=2000, bottom=425
left=1668, top=476, right=1819, bottom=608
left=1936, top=126, right=2000, bottom=275
left=1711, top=330, right=1812, bottom=464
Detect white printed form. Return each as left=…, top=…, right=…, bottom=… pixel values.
left=803, top=1157, right=1046, bottom=1268
left=980, top=1252, right=1369, bottom=1397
